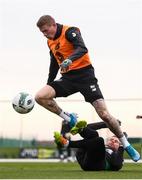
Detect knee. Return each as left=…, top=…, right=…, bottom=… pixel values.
left=35, top=93, right=43, bottom=105
left=35, top=91, right=54, bottom=106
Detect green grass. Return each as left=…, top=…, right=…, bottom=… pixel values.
left=0, top=162, right=142, bottom=179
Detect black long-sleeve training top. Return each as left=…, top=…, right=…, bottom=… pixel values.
left=88, top=121, right=124, bottom=171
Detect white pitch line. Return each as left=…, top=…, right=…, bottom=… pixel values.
left=0, top=158, right=60, bottom=163
left=124, top=159, right=142, bottom=163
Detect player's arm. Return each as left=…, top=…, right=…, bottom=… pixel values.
left=108, top=146, right=124, bottom=171
left=47, top=51, right=59, bottom=84
left=65, top=27, right=88, bottom=61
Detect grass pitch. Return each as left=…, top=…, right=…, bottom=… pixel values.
left=0, top=162, right=142, bottom=179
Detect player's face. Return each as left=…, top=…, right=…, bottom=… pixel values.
left=39, top=24, right=57, bottom=40
left=106, top=136, right=120, bottom=151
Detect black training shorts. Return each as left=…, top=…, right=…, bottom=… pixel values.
left=48, top=66, right=104, bottom=103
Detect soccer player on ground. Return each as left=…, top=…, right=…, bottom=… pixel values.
left=54, top=121, right=125, bottom=171
left=35, top=15, right=140, bottom=162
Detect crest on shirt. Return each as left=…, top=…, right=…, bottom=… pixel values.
left=55, top=43, right=60, bottom=50
left=72, top=32, right=77, bottom=37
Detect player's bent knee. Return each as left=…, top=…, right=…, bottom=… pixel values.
left=35, top=85, right=55, bottom=104
left=35, top=93, right=43, bottom=104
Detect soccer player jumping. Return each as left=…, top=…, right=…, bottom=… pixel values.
left=35, top=15, right=140, bottom=162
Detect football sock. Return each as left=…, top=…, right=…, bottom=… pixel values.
left=119, top=134, right=130, bottom=148
left=59, top=110, right=70, bottom=122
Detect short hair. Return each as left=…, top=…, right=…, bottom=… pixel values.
left=36, top=15, right=55, bottom=28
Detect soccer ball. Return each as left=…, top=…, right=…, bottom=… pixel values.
left=12, top=92, right=35, bottom=114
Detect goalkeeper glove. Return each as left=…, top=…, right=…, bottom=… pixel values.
left=60, top=59, right=72, bottom=68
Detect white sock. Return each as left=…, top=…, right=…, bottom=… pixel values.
left=119, top=135, right=130, bottom=148
left=59, top=110, right=70, bottom=122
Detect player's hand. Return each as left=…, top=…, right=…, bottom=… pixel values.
left=60, top=59, right=72, bottom=72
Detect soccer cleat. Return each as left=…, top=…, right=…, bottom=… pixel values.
left=54, top=132, right=68, bottom=148
left=125, top=145, right=140, bottom=162
left=70, top=120, right=87, bottom=135
left=69, top=113, right=78, bottom=128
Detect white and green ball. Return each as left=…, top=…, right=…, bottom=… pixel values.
left=12, top=92, right=35, bottom=114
